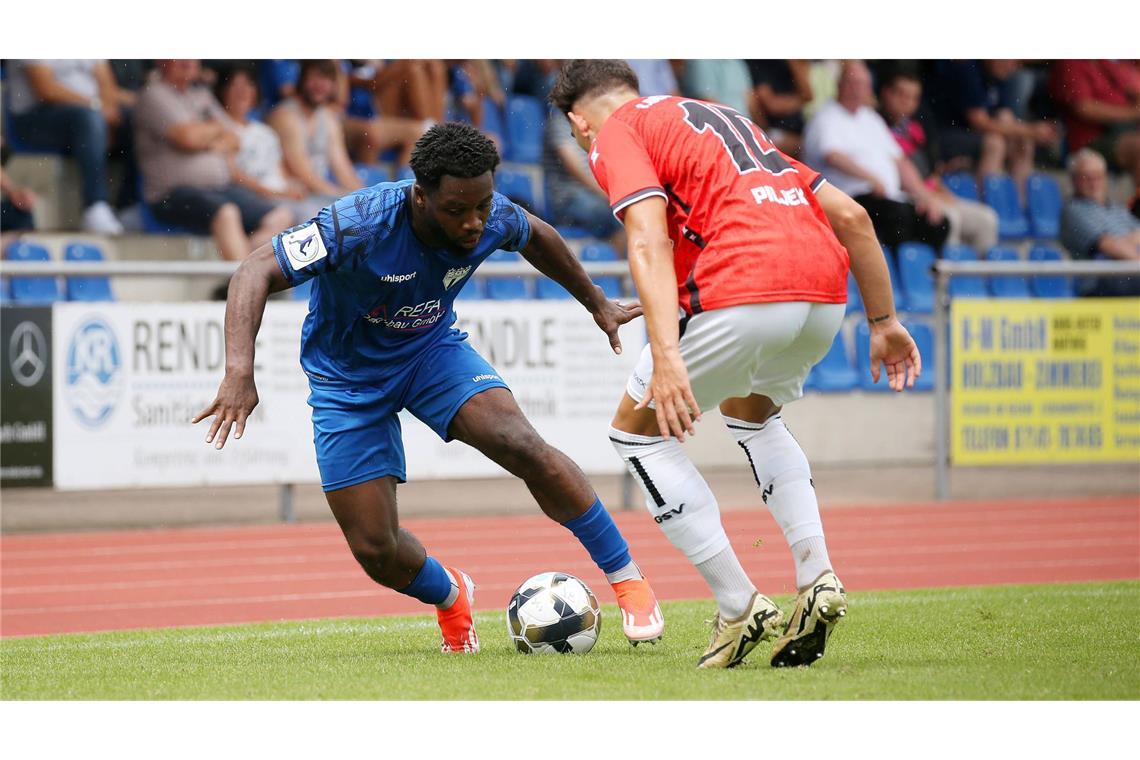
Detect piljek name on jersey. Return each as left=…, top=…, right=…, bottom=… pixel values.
left=271, top=180, right=532, bottom=383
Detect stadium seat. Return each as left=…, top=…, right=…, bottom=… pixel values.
left=535, top=277, right=573, bottom=299
left=0, top=276, right=10, bottom=305
left=942, top=244, right=988, bottom=298
left=880, top=244, right=908, bottom=312
left=395, top=166, right=416, bottom=182
left=986, top=246, right=1031, bottom=298
left=1026, top=174, right=1062, bottom=239
left=455, top=277, right=486, bottom=300
left=6, top=242, right=61, bottom=304
left=484, top=250, right=530, bottom=299
left=555, top=226, right=593, bottom=240
left=64, top=243, right=114, bottom=302
left=845, top=271, right=863, bottom=314
left=259, top=60, right=300, bottom=107
left=982, top=174, right=1030, bottom=240
left=480, top=97, right=507, bottom=149
left=505, top=96, right=546, bottom=163
left=904, top=320, right=935, bottom=391
left=854, top=322, right=891, bottom=392
left=580, top=242, right=623, bottom=299
left=356, top=164, right=390, bottom=187
left=1028, top=245, right=1075, bottom=299
left=897, top=242, right=937, bottom=314
left=942, top=172, right=979, bottom=202
left=495, top=169, right=536, bottom=209
left=808, top=330, right=858, bottom=392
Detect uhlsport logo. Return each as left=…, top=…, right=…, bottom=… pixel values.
left=66, top=317, right=124, bottom=428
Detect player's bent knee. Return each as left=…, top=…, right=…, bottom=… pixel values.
left=347, top=530, right=399, bottom=573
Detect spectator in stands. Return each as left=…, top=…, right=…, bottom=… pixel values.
left=625, top=60, right=679, bottom=97
left=6, top=59, right=129, bottom=234
left=542, top=107, right=625, bottom=250
left=878, top=69, right=999, bottom=251
left=1060, top=148, right=1140, bottom=296
left=746, top=59, right=813, bottom=157
left=1, top=140, right=37, bottom=235
left=266, top=60, right=371, bottom=198
left=447, top=60, right=505, bottom=131
left=134, top=60, right=293, bottom=261
left=215, top=67, right=330, bottom=222
left=928, top=60, right=1060, bottom=187
left=507, top=60, right=561, bottom=102
left=803, top=60, right=950, bottom=250
left=678, top=59, right=752, bottom=115
left=1049, top=60, right=1140, bottom=211
left=360, top=59, right=447, bottom=122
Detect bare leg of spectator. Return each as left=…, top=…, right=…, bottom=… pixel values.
left=211, top=203, right=251, bottom=262
left=977, top=131, right=1006, bottom=179
left=347, top=116, right=427, bottom=165
left=249, top=206, right=295, bottom=251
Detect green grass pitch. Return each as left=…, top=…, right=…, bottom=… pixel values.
left=3, top=581, right=1136, bottom=700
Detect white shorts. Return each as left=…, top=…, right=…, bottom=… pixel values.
left=626, top=302, right=846, bottom=411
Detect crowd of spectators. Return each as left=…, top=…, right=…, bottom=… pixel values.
left=3, top=59, right=1139, bottom=287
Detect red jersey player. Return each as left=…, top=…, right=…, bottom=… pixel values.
left=550, top=60, right=921, bottom=669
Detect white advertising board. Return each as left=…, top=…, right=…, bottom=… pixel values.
left=52, top=300, right=642, bottom=489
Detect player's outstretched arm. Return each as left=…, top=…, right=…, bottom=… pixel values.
left=623, top=197, right=700, bottom=440
left=191, top=243, right=291, bottom=448
left=816, top=183, right=921, bottom=391
left=519, top=210, right=643, bottom=355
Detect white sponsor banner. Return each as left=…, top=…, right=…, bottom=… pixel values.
left=52, top=300, right=642, bottom=489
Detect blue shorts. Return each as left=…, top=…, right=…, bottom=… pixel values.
left=307, top=330, right=510, bottom=491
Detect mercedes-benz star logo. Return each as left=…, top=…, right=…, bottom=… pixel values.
left=9, top=321, right=47, bottom=388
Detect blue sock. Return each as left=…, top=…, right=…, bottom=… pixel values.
left=398, top=556, right=453, bottom=606
left=561, top=497, right=632, bottom=575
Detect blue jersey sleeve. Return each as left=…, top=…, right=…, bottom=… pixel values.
left=487, top=192, right=533, bottom=252
left=272, top=186, right=404, bottom=285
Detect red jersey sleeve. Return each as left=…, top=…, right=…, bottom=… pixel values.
left=589, top=119, right=667, bottom=220
left=786, top=154, right=828, bottom=194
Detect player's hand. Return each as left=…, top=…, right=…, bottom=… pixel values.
left=637, top=347, right=701, bottom=441
left=592, top=299, right=644, bottom=355
left=191, top=371, right=260, bottom=449
left=868, top=317, right=922, bottom=392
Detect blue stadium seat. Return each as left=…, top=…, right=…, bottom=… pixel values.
left=259, top=60, right=300, bottom=107
left=581, top=242, right=623, bottom=298
left=845, top=271, right=863, bottom=314
left=481, top=97, right=507, bottom=149
left=986, top=246, right=1031, bottom=298
left=1026, top=174, right=1062, bottom=239
left=6, top=242, right=61, bottom=304
left=0, top=276, right=11, bottom=305
left=854, top=322, right=891, bottom=392
left=484, top=250, right=530, bottom=299
left=982, top=174, right=1030, bottom=240
left=904, top=320, right=935, bottom=391
left=395, top=166, right=416, bottom=182
left=1028, top=245, right=1075, bottom=299
left=808, top=330, right=858, bottom=392
left=455, top=277, right=486, bottom=300
left=555, top=226, right=593, bottom=240
left=897, top=242, right=937, bottom=314
left=505, top=96, right=546, bottom=163
left=64, top=243, right=114, bottom=302
left=495, top=169, right=536, bottom=209
left=942, top=244, right=987, bottom=298
left=880, top=244, right=908, bottom=312
left=536, top=278, right=573, bottom=299
left=356, top=164, right=390, bottom=187
left=942, top=172, right=979, bottom=202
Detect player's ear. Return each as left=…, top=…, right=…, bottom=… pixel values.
left=566, top=111, right=588, bottom=136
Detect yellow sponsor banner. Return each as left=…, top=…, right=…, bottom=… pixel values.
left=951, top=298, right=1140, bottom=464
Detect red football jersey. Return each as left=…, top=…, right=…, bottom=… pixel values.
left=589, top=96, right=849, bottom=314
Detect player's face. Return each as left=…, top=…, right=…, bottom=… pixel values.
left=420, top=173, right=495, bottom=252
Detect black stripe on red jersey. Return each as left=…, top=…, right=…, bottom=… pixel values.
left=664, top=183, right=691, bottom=214
left=810, top=175, right=827, bottom=193
left=684, top=267, right=703, bottom=314
left=611, top=187, right=668, bottom=219
left=681, top=226, right=707, bottom=249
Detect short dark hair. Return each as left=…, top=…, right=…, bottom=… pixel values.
left=549, top=60, right=640, bottom=114
left=297, top=59, right=339, bottom=86
left=409, top=122, right=500, bottom=191
left=880, top=66, right=922, bottom=93
left=213, top=64, right=259, bottom=106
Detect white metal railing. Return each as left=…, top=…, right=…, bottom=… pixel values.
left=932, top=259, right=1140, bottom=500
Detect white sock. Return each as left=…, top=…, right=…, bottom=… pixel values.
left=790, top=536, right=832, bottom=590
left=604, top=560, right=642, bottom=585
left=695, top=546, right=757, bottom=619
left=724, top=415, right=834, bottom=589
left=436, top=569, right=460, bottom=610
left=610, top=427, right=755, bottom=616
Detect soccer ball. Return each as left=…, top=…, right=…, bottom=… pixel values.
left=506, top=572, right=602, bottom=654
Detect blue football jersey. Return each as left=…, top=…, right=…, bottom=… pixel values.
left=271, top=180, right=532, bottom=383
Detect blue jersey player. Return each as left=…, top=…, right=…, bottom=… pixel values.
left=193, top=123, right=664, bottom=653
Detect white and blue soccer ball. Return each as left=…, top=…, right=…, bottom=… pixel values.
left=506, top=572, right=602, bottom=654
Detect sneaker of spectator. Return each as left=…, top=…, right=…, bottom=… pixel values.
left=678, top=59, right=752, bottom=116
left=1049, top=60, right=1140, bottom=205
left=746, top=59, right=813, bottom=158
left=928, top=59, right=1061, bottom=188
left=7, top=59, right=129, bottom=234
left=803, top=60, right=950, bottom=251
left=134, top=60, right=293, bottom=261
left=1060, top=148, right=1140, bottom=296
left=879, top=68, right=999, bottom=251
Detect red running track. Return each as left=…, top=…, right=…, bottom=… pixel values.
left=2, top=496, right=1137, bottom=637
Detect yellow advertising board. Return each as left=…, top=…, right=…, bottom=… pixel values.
left=951, top=298, right=1140, bottom=464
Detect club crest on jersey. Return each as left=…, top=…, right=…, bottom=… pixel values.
left=442, top=266, right=472, bottom=290
left=280, top=223, right=328, bottom=270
